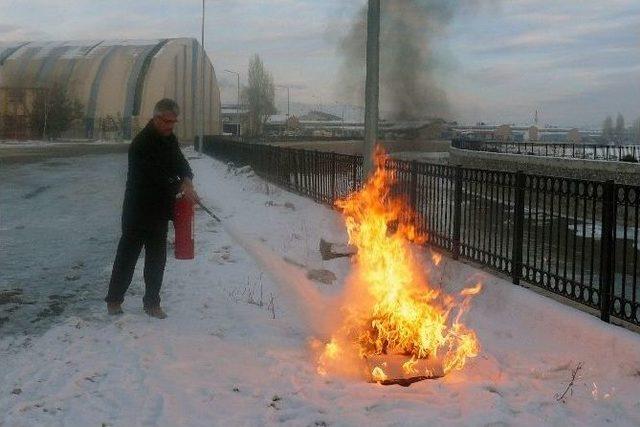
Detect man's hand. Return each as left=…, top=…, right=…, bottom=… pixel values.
left=179, top=178, right=200, bottom=205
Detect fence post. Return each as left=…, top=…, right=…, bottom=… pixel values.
left=409, top=161, right=418, bottom=212
left=314, top=150, right=319, bottom=202
left=511, top=171, right=526, bottom=286
left=452, top=165, right=463, bottom=260
left=330, top=152, right=337, bottom=204
left=279, top=148, right=285, bottom=186
left=599, top=180, right=616, bottom=323
left=352, top=156, right=358, bottom=192
left=304, top=150, right=310, bottom=195
left=285, top=149, right=291, bottom=190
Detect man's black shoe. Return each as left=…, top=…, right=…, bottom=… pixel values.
left=107, top=302, right=123, bottom=315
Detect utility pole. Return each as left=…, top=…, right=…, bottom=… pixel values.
left=363, top=0, right=380, bottom=176
left=286, top=86, right=290, bottom=120
left=285, top=86, right=290, bottom=140
left=199, top=0, right=206, bottom=153
left=42, top=88, right=49, bottom=140
left=276, top=85, right=291, bottom=140
left=225, top=70, right=240, bottom=136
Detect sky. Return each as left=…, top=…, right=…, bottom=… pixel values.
left=0, top=0, right=638, bottom=128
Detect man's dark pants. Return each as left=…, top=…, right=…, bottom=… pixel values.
left=105, top=220, right=168, bottom=308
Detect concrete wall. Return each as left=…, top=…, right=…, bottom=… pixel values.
left=0, top=39, right=221, bottom=141
left=449, top=145, right=640, bottom=185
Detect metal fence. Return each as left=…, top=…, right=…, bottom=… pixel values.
left=202, top=137, right=640, bottom=328
left=452, top=138, right=640, bottom=162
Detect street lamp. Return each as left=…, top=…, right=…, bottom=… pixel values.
left=224, top=69, right=240, bottom=136
left=199, top=0, right=206, bottom=153
left=364, top=0, right=380, bottom=176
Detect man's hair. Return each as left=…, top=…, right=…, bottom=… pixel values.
left=153, top=98, right=180, bottom=117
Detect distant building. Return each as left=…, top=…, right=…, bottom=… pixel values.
left=0, top=39, right=221, bottom=140
left=265, top=114, right=302, bottom=137
left=455, top=124, right=600, bottom=144
left=525, top=126, right=539, bottom=142
left=380, top=119, right=449, bottom=140
left=567, top=128, right=581, bottom=144
left=299, top=110, right=342, bottom=122
left=221, top=104, right=248, bottom=136
left=287, top=115, right=301, bottom=130
left=494, top=124, right=512, bottom=142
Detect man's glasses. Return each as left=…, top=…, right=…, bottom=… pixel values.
left=158, top=117, right=179, bottom=125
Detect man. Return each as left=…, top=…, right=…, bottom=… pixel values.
left=105, top=98, right=199, bottom=319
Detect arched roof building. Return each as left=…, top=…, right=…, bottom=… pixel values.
left=0, top=38, right=220, bottom=140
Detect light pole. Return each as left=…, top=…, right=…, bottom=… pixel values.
left=224, top=69, right=240, bottom=136
left=199, top=0, right=206, bottom=153
left=276, top=84, right=291, bottom=137
left=42, top=88, right=49, bottom=140
left=364, top=0, right=380, bottom=176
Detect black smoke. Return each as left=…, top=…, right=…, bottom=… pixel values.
left=337, top=1, right=481, bottom=121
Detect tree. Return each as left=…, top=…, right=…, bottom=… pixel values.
left=29, top=83, right=83, bottom=139
left=615, top=113, right=625, bottom=142
left=602, top=115, right=614, bottom=143
left=99, top=114, right=121, bottom=140
left=243, top=54, right=276, bottom=136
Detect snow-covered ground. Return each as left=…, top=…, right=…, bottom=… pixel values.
left=1, top=148, right=639, bottom=426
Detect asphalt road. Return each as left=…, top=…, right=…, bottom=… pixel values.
left=0, top=152, right=127, bottom=336
left=0, top=141, right=131, bottom=165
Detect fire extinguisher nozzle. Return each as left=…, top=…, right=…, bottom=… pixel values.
left=197, top=201, right=221, bottom=222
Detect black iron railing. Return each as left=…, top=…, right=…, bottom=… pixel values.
left=452, top=138, right=640, bottom=162
left=201, top=137, right=640, bottom=328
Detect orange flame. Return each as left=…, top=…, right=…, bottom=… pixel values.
left=318, top=147, right=482, bottom=381
left=431, top=252, right=442, bottom=266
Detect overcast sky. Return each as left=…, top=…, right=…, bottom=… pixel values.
left=1, top=0, right=638, bottom=128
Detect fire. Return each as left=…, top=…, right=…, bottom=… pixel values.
left=318, top=147, right=482, bottom=383
left=372, top=366, right=388, bottom=382
left=431, top=252, right=442, bottom=266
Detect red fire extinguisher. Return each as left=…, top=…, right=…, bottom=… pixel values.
left=174, top=193, right=195, bottom=260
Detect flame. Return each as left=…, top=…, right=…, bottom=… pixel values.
left=318, top=147, right=481, bottom=381
left=431, top=252, right=442, bottom=266
left=402, top=357, right=419, bottom=376
left=372, top=366, right=388, bottom=382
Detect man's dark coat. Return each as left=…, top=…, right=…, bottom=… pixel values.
left=122, top=120, right=193, bottom=227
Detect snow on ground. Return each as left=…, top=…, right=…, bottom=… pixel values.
left=1, top=148, right=640, bottom=426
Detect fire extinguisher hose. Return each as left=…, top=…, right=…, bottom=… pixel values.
left=197, top=200, right=222, bottom=223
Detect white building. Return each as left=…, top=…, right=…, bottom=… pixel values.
left=0, top=38, right=220, bottom=141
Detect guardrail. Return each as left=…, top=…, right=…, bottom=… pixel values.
left=452, top=138, right=640, bottom=162
left=201, top=136, right=640, bottom=329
